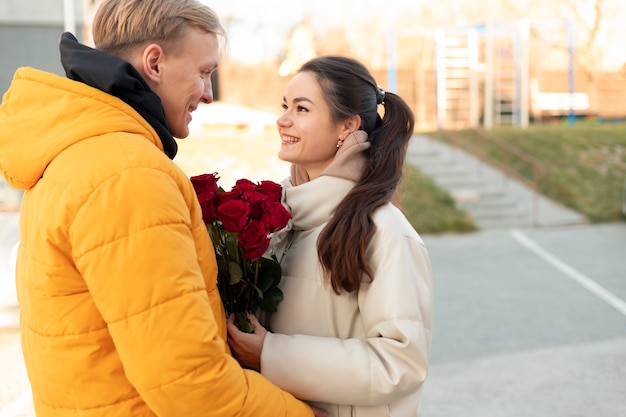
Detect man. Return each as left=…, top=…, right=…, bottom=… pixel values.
left=0, top=0, right=322, bottom=416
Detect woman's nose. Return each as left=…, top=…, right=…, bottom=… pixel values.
left=276, top=113, right=290, bottom=127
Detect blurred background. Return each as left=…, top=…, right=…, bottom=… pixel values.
left=2, top=0, right=626, bottom=130
left=1, top=2, right=625, bottom=417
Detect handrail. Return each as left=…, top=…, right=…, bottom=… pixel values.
left=438, top=128, right=546, bottom=226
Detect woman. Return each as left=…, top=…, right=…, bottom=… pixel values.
left=228, top=55, right=434, bottom=417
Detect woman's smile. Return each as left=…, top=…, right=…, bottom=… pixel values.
left=281, top=134, right=301, bottom=144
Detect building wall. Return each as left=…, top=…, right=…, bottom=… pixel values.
left=0, top=0, right=85, bottom=95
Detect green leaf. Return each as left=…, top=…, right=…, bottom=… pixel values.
left=256, top=270, right=273, bottom=292
left=257, top=256, right=282, bottom=291
left=257, top=287, right=284, bottom=313
left=249, top=282, right=264, bottom=298
left=225, top=233, right=240, bottom=261
left=268, top=286, right=284, bottom=302
left=228, top=261, right=243, bottom=284
left=235, top=312, right=255, bottom=333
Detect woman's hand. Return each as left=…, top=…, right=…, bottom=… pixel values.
left=228, top=316, right=327, bottom=416
left=227, top=313, right=267, bottom=371
left=312, top=406, right=329, bottom=417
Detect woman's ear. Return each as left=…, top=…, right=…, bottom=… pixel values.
left=339, top=114, right=362, bottom=139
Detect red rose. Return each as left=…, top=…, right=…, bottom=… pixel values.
left=218, top=190, right=241, bottom=203
left=238, top=219, right=270, bottom=259
left=258, top=180, right=282, bottom=202
left=197, top=193, right=218, bottom=224
left=191, top=173, right=219, bottom=195
left=261, top=200, right=291, bottom=231
left=233, top=178, right=257, bottom=194
left=217, top=199, right=250, bottom=232
left=191, top=173, right=220, bottom=223
left=242, top=190, right=269, bottom=220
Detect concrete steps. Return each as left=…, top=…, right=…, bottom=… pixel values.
left=406, top=134, right=588, bottom=230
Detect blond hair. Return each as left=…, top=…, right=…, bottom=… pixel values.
left=92, top=0, right=225, bottom=59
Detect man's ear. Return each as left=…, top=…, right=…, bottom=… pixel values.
left=141, top=44, right=165, bottom=84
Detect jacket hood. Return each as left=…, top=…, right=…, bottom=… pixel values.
left=59, top=33, right=177, bottom=159
left=0, top=34, right=173, bottom=191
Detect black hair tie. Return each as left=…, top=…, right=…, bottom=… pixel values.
left=376, top=86, right=385, bottom=105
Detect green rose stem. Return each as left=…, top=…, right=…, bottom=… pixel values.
left=208, top=222, right=255, bottom=333
left=237, top=250, right=257, bottom=334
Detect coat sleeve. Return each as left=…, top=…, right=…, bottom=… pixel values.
left=71, top=166, right=313, bottom=417
left=261, top=222, right=434, bottom=406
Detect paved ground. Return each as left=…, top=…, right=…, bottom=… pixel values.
left=421, top=224, right=626, bottom=417
left=0, top=331, right=33, bottom=417
left=1, top=103, right=625, bottom=416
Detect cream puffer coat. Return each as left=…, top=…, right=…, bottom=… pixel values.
left=261, top=134, right=434, bottom=417
left=0, top=67, right=312, bottom=417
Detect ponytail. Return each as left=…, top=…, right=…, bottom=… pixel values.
left=307, top=57, right=414, bottom=293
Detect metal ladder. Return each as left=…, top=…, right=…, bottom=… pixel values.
left=435, top=28, right=480, bottom=130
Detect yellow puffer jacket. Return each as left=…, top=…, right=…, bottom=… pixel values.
left=0, top=67, right=313, bottom=417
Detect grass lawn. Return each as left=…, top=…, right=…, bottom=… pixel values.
left=425, top=123, right=626, bottom=224
left=398, top=165, right=477, bottom=235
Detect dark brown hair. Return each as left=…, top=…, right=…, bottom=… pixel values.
left=299, top=56, right=415, bottom=293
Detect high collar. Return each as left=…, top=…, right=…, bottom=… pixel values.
left=59, top=32, right=177, bottom=159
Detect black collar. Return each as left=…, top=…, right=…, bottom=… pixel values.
left=59, top=32, right=177, bottom=159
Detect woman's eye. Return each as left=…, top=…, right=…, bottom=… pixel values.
left=297, top=106, right=308, bottom=112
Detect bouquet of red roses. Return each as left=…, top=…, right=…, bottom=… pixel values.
left=191, top=173, right=291, bottom=332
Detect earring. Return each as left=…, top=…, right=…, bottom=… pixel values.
left=336, top=138, right=344, bottom=148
